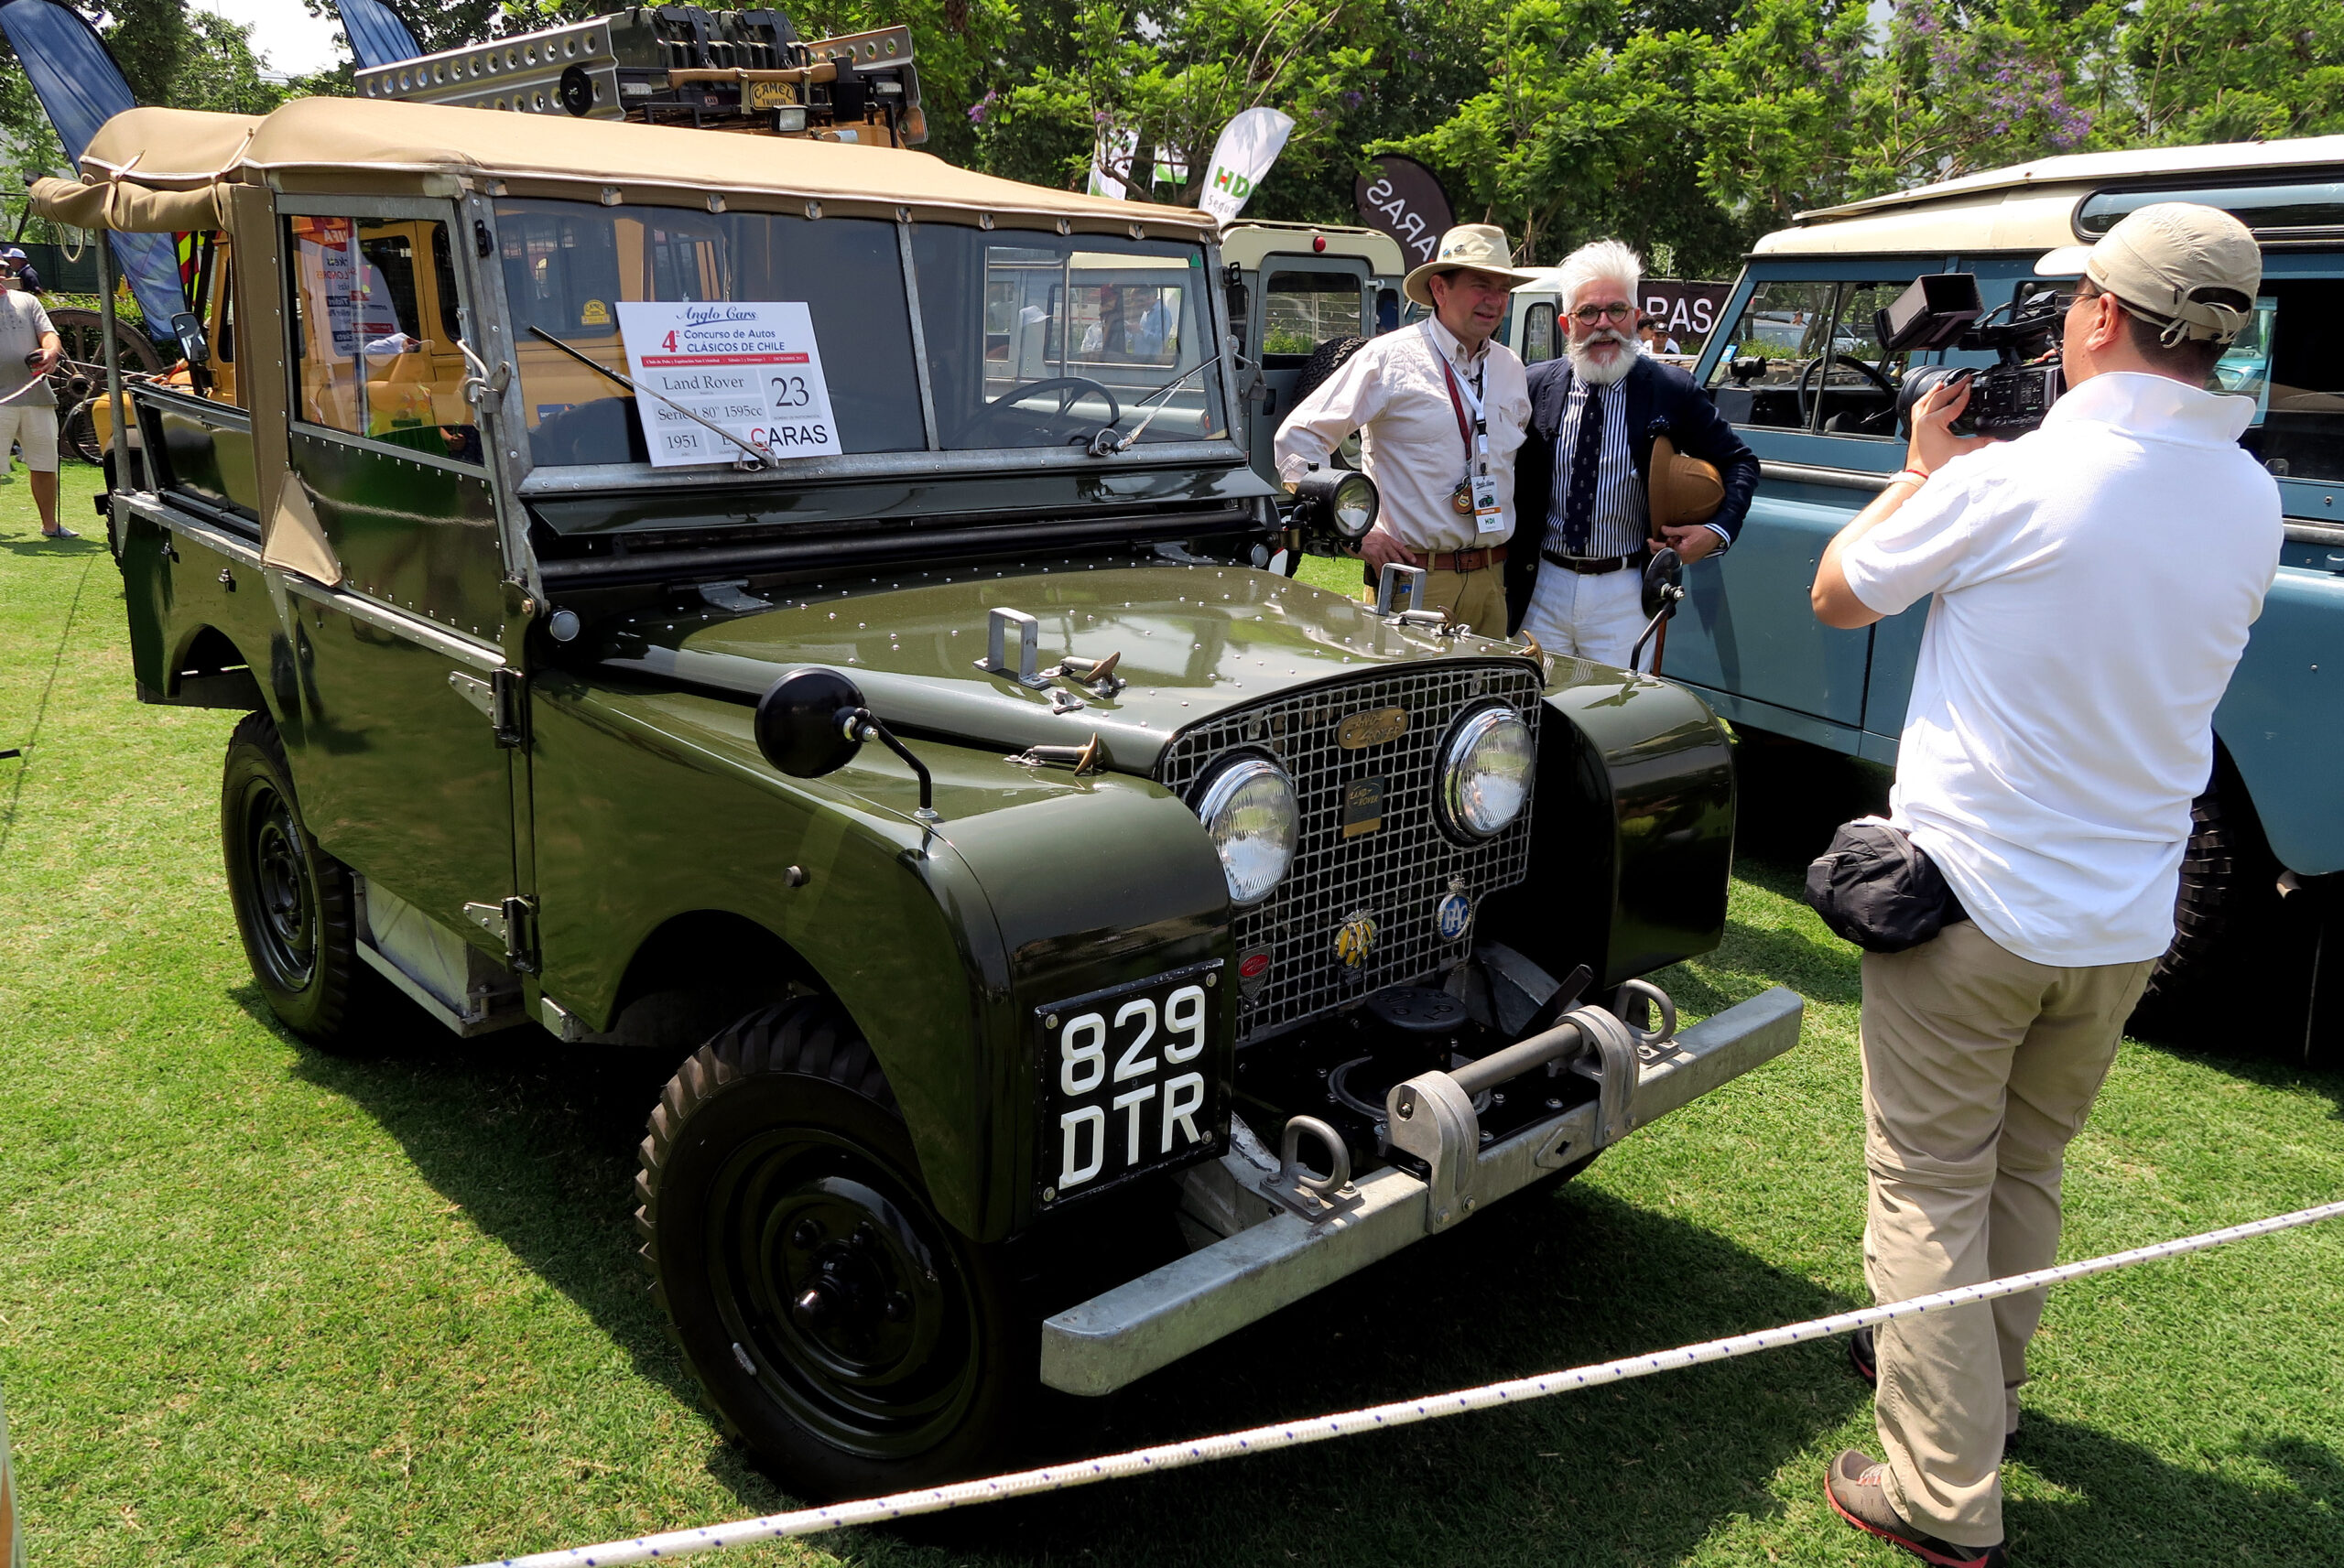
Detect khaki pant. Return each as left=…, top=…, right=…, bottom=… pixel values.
left=1367, top=562, right=1508, bottom=635
left=1861, top=920, right=2154, bottom=1548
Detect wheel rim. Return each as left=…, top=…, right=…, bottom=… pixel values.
left=706, top=1129, right=981, bottom=1459
left=238, top=780, right=318, bottom=990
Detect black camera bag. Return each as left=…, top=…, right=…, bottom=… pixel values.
left=1804, top=818, right=1970, bottom=955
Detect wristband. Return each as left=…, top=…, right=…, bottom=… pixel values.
left=1893, top=466, right=1929, bottom=487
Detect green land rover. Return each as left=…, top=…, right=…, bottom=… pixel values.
left=49, top=95, right=1802, bottom=1496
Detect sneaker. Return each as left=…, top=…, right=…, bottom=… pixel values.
left=39, top=525, right=79, bottom=539
left=1850, top=1325, right=1877, bottom=1385
left=1825, top=1450, right=2007, bottom=1567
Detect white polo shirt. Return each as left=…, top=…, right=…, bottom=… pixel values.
left=1839, top=371, right=2283, bottom=967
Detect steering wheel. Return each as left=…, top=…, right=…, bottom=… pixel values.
left=965, top=376, right=1121, bottom=442
left=1796, top=352, right=1898, bottom=428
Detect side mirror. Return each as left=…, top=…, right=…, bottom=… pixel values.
left=1641, top=546, right=1684, bottom=622
left=754, top=666, right=866, bottom=779
left=168, top=310, right=210, bottom=367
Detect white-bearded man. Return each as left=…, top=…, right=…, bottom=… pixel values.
left=1507, top=240, right=1757, bottom=666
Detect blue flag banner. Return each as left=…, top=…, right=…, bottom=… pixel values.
left=334, top=0, right=420, bottom=70
left=0, top=0, right=190, bottom=340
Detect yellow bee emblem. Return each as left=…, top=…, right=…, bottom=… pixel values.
left=1334, top=914, right=1379, bottom=968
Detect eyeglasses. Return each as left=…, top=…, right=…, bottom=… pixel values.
left=1571, top=302, right=1635, bottom=324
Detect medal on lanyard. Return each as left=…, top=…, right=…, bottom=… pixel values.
left=1437, top=335, right=1505, bottom=536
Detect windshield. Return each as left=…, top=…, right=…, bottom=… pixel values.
left=910, top=226, right=1226, bottom=449
left=500, top=203, right=1225, bottom=469
left=499, top=199, right=926, bottom=466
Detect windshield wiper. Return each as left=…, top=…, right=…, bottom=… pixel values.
left=526, top=326, right=771, bottom=470
left=1085, top=358, right=1217, bottom=458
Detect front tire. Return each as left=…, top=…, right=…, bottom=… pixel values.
left=636, top=1000, right=1035, bottom=1498
left=2133, top=755, right=2292, bottom=1050
left=221, top=712, right=361, bottom=1044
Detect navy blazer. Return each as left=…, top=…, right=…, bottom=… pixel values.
left=1505, top=354, right=1759, bottom=635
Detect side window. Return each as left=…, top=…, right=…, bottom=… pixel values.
left=498, top=208, right=621, bottom=340
left=1261, top=270, right=1363, bottom=362
left=2238, top=279, right=2344, bottom=483
left=1708, top=277, right=1911, bottom=437
left=1522, top=301, right=1557, bottom=364
left=287, top=214, right=482, bottom=464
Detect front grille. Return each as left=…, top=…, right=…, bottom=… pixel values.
left=1156, top=660, right=1543, bottom=1044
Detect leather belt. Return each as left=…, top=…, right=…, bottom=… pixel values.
left=1540, top=546, right=1650, bottom=576
left=1425, top=545, right=1507, bottom=573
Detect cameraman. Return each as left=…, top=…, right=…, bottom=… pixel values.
left=1807, top=204, right=2282, bottom=1568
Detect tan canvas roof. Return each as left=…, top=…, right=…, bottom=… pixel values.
left=43, top=97, right=1213, bottom=233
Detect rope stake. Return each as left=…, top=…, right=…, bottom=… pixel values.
left=465, top=1197, right=2344, bottom=1568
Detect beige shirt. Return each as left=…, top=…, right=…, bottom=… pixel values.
left=1274, top=317, right=1531, bottom=552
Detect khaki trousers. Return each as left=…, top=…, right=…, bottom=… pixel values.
left=1367, top=562, right=1508, bottom=635
left=1860, top=920, right=2154, bottom=1548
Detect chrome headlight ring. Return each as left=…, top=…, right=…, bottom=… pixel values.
left=1190, top=753, right=1300, bottom=907
left=1435, top=703, right=1536, bottom=843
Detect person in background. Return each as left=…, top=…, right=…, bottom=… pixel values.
left=0, top=254, right=69, bottom=539
left=0, top=247, right=42, bottom=296
left=1275, top=224, right=1536, bottom=634
left=1807, top=203, right=2282, bottom=1568
left=1508, top=241, right=1755, bottom=665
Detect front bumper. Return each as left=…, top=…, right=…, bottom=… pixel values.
left=1038, top=985, right=1803, bottom=1396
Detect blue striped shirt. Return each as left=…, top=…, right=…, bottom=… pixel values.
left=1545, top=377, right=1643, bottom=558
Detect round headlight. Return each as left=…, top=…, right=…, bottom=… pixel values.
left=1437, top=705, right=1535, bottom=841
left=1293, top=468, right=1379, bottom=542
left=1193, top=755, right=1299, bottom=906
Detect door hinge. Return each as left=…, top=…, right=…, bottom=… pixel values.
left=448, top=668, right=529, bottom=749
left=464, top=894, right=540, bottom=974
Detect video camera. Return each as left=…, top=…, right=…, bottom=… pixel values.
left=1877, top=273, right=2068, bottom=439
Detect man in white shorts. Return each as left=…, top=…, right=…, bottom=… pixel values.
left=0, top=254, right=67, bottom=538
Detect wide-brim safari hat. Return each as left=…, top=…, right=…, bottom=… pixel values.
left=1648, top=434, right=1723, bottom=540
left=1402, top=224, right=1541, bottom=308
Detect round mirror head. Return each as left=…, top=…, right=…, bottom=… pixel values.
left=755, top=666, right=867, bottom=779
left=1641, top=546, right=1684, bottom=622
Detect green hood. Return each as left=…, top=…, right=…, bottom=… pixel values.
left=595, top=561, right=1543, bottom=773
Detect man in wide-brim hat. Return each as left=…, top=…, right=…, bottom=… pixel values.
left=1274, top=223, right=1538, bottom=634
left=1507, top=238, right=1758, bottom=667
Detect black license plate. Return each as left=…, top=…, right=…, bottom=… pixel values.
left=1036, top=960, right=1223, bottom=1209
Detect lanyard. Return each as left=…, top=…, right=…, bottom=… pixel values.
left=1426, top=321, right=1490, bottom=477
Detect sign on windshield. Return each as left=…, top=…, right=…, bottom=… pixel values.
left=616, top=301, right=839, bottom=467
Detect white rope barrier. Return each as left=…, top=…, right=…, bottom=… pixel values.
left=465, top=1197, right=2344, bottom=1568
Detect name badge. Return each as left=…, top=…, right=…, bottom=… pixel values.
left=1470, top=472, right=1503, bottom=535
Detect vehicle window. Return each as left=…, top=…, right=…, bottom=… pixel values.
left=1522, top=301, right=1557, bottom=364
left=2079, top=181, right=2344, bottom=238
left=1260, top=270, right=1363, bottom=361
left=1709, top=278, right=1915, bottom=436
left=910, top=225, right=1227, bottom=450
left=1809, top=281, right=1907, bottom=439
left=286, top=214, right=482, bottom=464
left=2237, top=279, right=2344, bottom=484
left=497, top=199, right=924, bottom=466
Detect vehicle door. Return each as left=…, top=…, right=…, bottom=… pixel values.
left=1669, top=261, right=1945, bottom=758
left=273, top=198, right=519, bottom=946
left=2210, top=254, right=2344, bottom=883
left=136, top=230, right=261, bottom=525
left=1242, top=255, right=1373, bottom=483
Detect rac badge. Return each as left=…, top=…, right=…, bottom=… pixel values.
left=1437, top=892, right=1472, bottom=941
left=1334, top=914, right=1379, bottom=968
left=1338, top=706, right=1408, bottom=750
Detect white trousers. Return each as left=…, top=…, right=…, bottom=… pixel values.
left=1522, top=560, right=1651, bottom=672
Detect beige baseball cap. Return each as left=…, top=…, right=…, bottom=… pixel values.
left=2035, top=201, right=2260, bottom=345
left=1402, top=224, right=1541, bottom=308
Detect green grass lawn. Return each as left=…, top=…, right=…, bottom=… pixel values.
left=4, top=470, right=2340, bottom=1566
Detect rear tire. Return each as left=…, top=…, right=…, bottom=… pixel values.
left=221, top=712, right=362, bottom=1044
left=636, top=1000, right=1036, bottom=1499
left=2132, top=755, right=2296, bottom=1051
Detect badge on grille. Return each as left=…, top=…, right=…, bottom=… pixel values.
left=1334, top=914, right=1379, bottom=968
left=1237, top=946, right=1272, bottom=998
left=1437, top=892, right=1473, bottom=941
left=1338, top=706, right=1408, bottom=750
left=1341, top=776, right=1386, bottom=839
